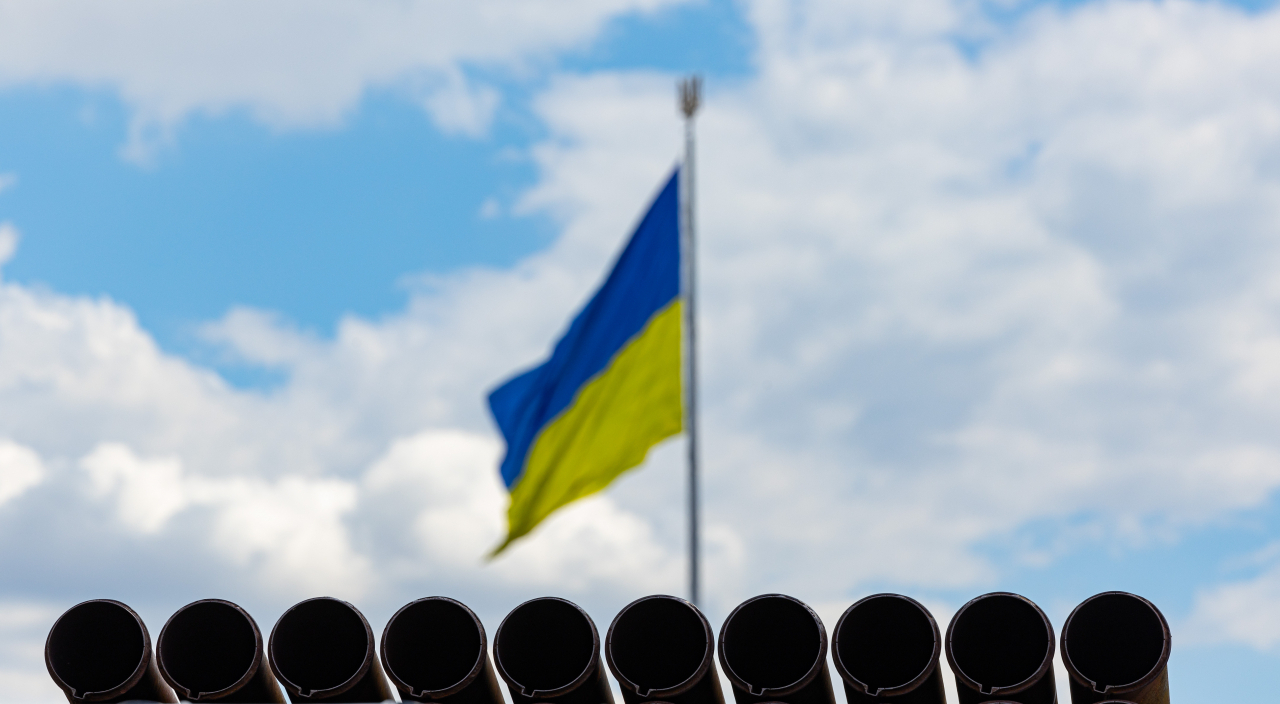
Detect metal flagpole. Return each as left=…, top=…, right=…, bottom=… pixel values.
left=679, top=76, right=701, bottom=607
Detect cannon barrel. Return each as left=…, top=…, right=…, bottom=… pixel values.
left=155, top=599, right=284, bottom=703
left=831, top=594, right=945, bottom=704
left=716, top=594, right=836, bottom=704
left=493, top=597, right=614, bottom=704
left=380, top=596, right=504, bottom=704
left=267, top=596, right=394, bottom=703
left=944, top=592, right=1056, bottom=704
left=1061, top=592, right=1170, bottom=704
left=45, top=599, right=178, bottom=704
left=605, top=595, right=724, bottom=704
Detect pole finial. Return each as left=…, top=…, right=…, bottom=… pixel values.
left=679, top=75, right=702, bottom=119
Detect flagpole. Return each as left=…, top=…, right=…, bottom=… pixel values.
left=679, top=76, right=702, bottom=607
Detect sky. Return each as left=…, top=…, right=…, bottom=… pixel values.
left=2, top=0, right=1280, bottom=701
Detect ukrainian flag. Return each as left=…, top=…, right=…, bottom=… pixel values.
left=488, top=169, right=683, bottom=554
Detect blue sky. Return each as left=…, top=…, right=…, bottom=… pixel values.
left=0, top=0, right=752, bottom=362
left=4, top=0, right=1280, bottom=702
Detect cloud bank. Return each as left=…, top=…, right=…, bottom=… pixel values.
left=0, top=0, right=686, bottom=161
left=5, top=0, right=1280, bottom=700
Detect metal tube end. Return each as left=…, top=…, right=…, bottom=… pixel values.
left=156, top=599, right=281, bottom=703
left=831, top=594, right=942, bottom=702
left=717, top=594, right=831, bottom=702
left=494, top=597, right=606, bottom=702
left=945, top=592, right=1056, bottom=703
left=45, top=599, right=177, bottom=704
left=268, top=596, right=385, bottom=702
left=1061, top=591, right=1170, bottom=704
left=606, top=595, right=717, bottom=704
left=381, top=596, right=497, bottom=703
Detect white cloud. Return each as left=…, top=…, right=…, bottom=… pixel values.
left=202, top=473, right=369, bottom=598
left=0, top=439, right=43, bottom=506
left=514, top=0, right=1280, bottom=599
left=3, top=0, right=1280, bottom=595
left=198, top=307, right=322, bottom=368
left=1186, top=554, right=1280, bottom=650
left=0, top=173, right=15, bottom=194
left=478, top=196, right=502, bottom=220
left=8, top=3, right=1280, bottom=700
left=0, top=270, right=683, bottom=600
left=0, top=223, right=16, bottom=272
left=82, top=443, right=188, bottom=533
left=359, top=429, right=683, bottom=595
left=77, top=440, right=370, bottom=596
left=0, top=0, right=687, bottom=162
left=0, top=602, right=60, bottom=704
left=361, top=430, right=507, bottom=566
left=419, top=70, right=502, bottom=138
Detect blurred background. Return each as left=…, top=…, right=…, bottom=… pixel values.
left=2, top=0, right=1280, bottom=701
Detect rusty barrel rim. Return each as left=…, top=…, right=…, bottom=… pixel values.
left=45, top=599, right=153, bottom=702
left=944, top=591, right=1055, bottom=698
left=605, top=594, right=714, bottom=699
left=716, top=593, right=828, bottom=697
left=380, top=596, right=489, bottom=699
left=493, top=596, right=601, bottom=698
left=268, top=596, right=376, bottom=699
left=1060, top=591, right=1171, bottom=697
left=831, top=593, right=940, bottom=697
left=157, top=599, right=263, bottom=701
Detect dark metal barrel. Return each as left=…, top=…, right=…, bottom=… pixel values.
left=606, top=595, right=724, bottom=704
left=716, top=594, right=836, bottom=704
left=157, top=599, right=285, bottom=703
left=45, top=599, right=178, bottom=704
left=831, top=594, right=945, bottom=704
left=268, top=596, right=395, bottom=703
left=493, top=597, right=614, bottom=704
left=1061, top=592, right=1170, bottom=704
left=944, top=592, right=1056, bottom=704
left=380, top=596, right=504, bottom=704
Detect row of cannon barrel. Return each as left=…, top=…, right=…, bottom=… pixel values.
left=43, top=590, right=1170, bottom=704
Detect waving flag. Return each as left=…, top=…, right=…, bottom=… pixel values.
left=488, top=169, right=683, bottom=554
